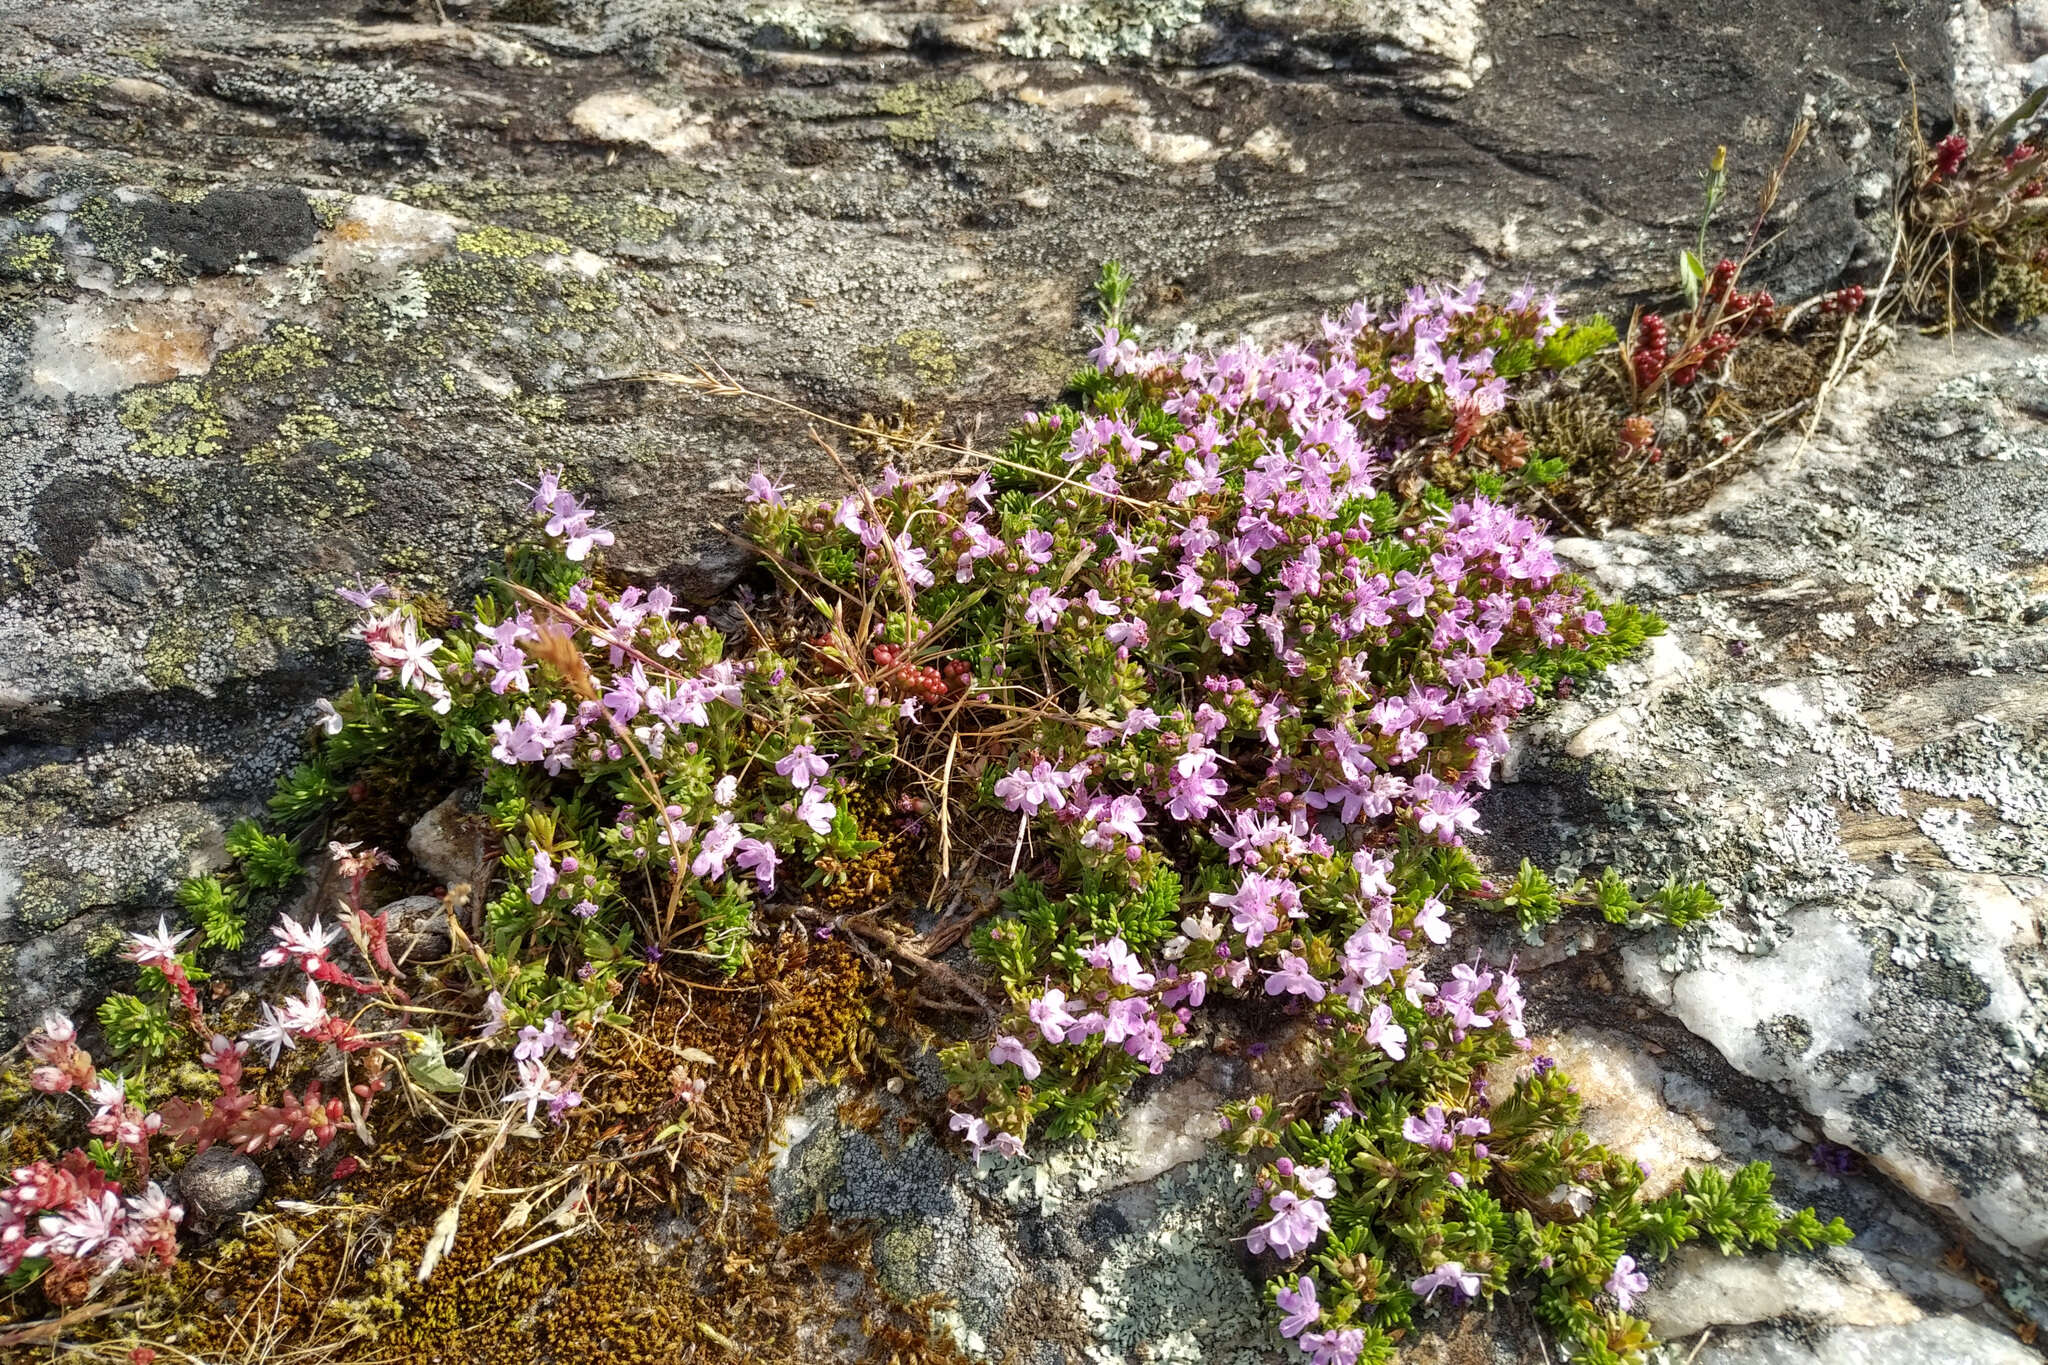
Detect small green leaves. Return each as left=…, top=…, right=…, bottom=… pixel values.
left=1496, top=860, right=1562, bottom=932
left=226, top=819, right=302, bottom=890
left=1093, top=259, right=1137, bottom=330
left=177, top=873, right=249, bottom=950
left=1532, top=316, right=1618, bottom=371
left=1642, top=1162, right=1806, bottom=1257
left=1592, top=868, right=1639, bottom=924
left=268, top=761, right=340, bottom=827
left=98, top=992, right=175, bottom=1059
left=1646, top=877, right=1720, bottom=927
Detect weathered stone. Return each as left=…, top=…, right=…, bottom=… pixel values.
left=407, top=789, right=490, bottom=890
left=0, top=0, right=1954, bottom=1032
left=1, top=2, right=2044, bottom=1361
left=176, top=1146, right=266, bottom=1221
left=1699, top=1316, right=2042, bottom=1365
left=378, top=893, right=452, bottom=966
left=1499, top=331, right=2048, bottom=1321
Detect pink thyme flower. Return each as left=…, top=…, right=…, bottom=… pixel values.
left=1264, top=953, right=1326, bottom=1003
left=735, top=837, right=780, bottom=890
left=692, top=814, right=742, bottom=880
left=1028, top=989, right=1078, bottom=1044
left=1301, top=1328, right=1366, bottom=1365
left=987, top=1034, right=1042, bottom=1080
left=1367, top=1001, right=1408, bottom=1060
left=775, top=744, right=830, bottom=790
left=1411, top=1260, right=1481, bottom=1303
left=745, top=468, right=791, bottom=505
left=1024, top=586, right=1068, bottom=630
left=1275, top=1274, right=1321, bottom=1338
left=1246, top=1189, right=1329, bottom=1259
left=1605, top=1254, right=1649, bottom=1311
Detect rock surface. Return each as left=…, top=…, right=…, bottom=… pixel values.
left=761, top=336, right=2048, bottom=1363
left=0, top=0, right=1952, bottom=1026
left=1506, top=332, right=2048, bottom=1320
left=4, top=3, right=2047, bottom=1363
left=174, top=1145, right=267, bottom=1222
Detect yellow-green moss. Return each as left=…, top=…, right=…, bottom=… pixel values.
left=875, top=77, right=985, bottom=144
left=73, top=193, right=148, bottom=279
left=310, top=194, right=352, bottom=231
left=142, top=618, right=206, bottom=690
left=82, top=923, right=126, bottom=960
left=861, top=328, right=961, bottom=391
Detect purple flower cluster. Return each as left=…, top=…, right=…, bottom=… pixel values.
left=349, top=469, right=858, bottom=964
left=922, top=289, right=1582, bottom=1142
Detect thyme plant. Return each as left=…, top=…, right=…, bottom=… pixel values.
left=2, top=275, right=1850, bottom=1363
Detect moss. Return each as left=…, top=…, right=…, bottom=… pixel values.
left=874, top=1219, right=940, bottom=1302
left=459, top=189, right=679, bottom=252
left=82, top=923, right=125, bottom=960
left=2025, top=1058, right=2048, bottom=1117
left=861, top=329, right=962, bottom=392
left=1976, top=257, right=2048, bottom=325
left=0, top=68, right=110, bottom=105
left=997, top=0, right=1205, bottom=62
left=310, top=194, right=352, bottom=232
left=108, top=43, right=166, bottom=70
left=874, top=78, right=986, bottom=145
left=14, top=862, right=110, bottom=932
left=120, top=380, right=229, bottom=459
left=73, top=192, right=148, bottom=279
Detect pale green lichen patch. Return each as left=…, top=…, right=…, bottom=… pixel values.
left=997, top=0, right=1205, bottom=62
left=120, top=380, right=229, bottom=458
left=142, top=618, right=207, bottom=689
left=861, top=327, right=962, bottom=393
left=1076, top=1155, right=1269, bottom=1365
left=0, top=230, right=66, bottom=284
left=454, top=223, right=576, bottom=260
left=213, top=323, right=329, bottom=384
left=875, top=78, right=986, bottom=145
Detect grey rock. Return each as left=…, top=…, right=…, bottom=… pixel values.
left=0, top=0, right=1947, bottom=1028
left=1700, top=1316, right=2042, bottom=1365
left=0, top=1, right=2038, bottom=1360
left=1498, top=330, right=2048, bottom=1321
left=176, top=1146, right=266, bottom=1222
left=407, top=790, right=490, bottom=890
left=378, top=893, right=452, bottom=966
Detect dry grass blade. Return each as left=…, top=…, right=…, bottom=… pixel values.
left=629, top=363, right=1163, bottom=512
left=417, top=1116, right=509, bottom=1281
left=0, top=1300, right=131, bottom=1348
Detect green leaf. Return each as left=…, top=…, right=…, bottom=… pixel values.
left=1533, top=316, right=1617, bottom=371
left=226, top=818, right=304, bottom=889
left=98, top=992, right=176, bottom=1059
left=1094, top=259, right=1136, bottom=329
left=1679, top=249, right=1706, bottom=307
left=177, top=873, right=250, bottom=949
left=406, top=1029, right=468, bottom=1094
